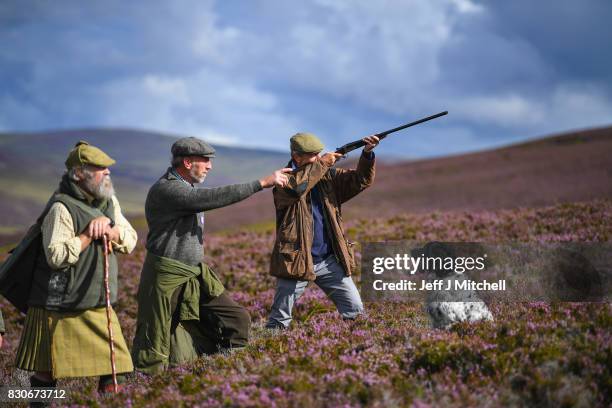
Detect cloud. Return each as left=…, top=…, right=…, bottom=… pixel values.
left=545, top=83, right=612, bottom=133
left=267, top=1, right=456, bottom=110
left=0, top=0, right=611, bottom=157
left=0, top=95, right=46, bottom=132
left=453, top=94, right=545, bottom=127
left=450, top=0, right=484, bottom=14
left=95, top=69, right=299, bottom=148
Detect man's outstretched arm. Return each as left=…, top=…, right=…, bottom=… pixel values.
left=154, top=168, right=290, bottom=215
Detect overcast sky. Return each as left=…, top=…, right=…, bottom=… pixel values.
left=1, top=0, right=611, bottom=158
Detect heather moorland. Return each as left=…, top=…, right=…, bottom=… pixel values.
left=0, top=199, right=610, bottom=407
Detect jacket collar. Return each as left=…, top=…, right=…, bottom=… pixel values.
left=58, top=173, right=108, bottom=209
left=166, top=167, right=193, bottom=186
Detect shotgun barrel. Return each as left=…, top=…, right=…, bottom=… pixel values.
left=335, top=111, right=448, bottom=155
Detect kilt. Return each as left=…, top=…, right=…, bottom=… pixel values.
left=15, top=306, right=133, bottom=378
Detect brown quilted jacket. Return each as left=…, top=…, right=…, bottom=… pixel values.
left=270, top=153, right=375, bottom=281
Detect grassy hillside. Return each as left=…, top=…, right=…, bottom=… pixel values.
left=0, top=199, right=609, bottom=406
left=0, top=125, right=609, bottom=406
left=0, top=125, right=610, bottom=236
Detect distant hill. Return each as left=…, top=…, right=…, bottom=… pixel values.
left=0, top=125, right=610, bottom=237
left=0, top=128, right=288, bottom=233
left=203, top=125, right=612, bottom=232
left=345, top=125, right=612, bottom=215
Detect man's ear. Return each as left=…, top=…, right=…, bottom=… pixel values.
left=183, top=157, right=192, bottom=170
left=73, top=167, right=84, bottom=181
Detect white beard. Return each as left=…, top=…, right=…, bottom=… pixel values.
left=84, top=174, right=115, bottom=200
left=189, top=167, right=207, bottom=184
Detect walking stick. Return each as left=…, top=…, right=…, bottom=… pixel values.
left=102, top=234, right=118, bottom=393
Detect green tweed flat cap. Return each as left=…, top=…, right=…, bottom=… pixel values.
left=290, top=132, right=324, bottom=154
left=171, top=137, right=216, bottom=158
left=65, top=140, right=116, bottom=169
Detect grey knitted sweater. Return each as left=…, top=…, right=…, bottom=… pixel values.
left=145, top=167, right=263, bottom=266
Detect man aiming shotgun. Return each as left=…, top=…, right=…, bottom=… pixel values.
left=267, top=111, right=447, bottom=329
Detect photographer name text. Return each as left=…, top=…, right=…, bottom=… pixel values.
left=372, top=279, right=506, bottom=291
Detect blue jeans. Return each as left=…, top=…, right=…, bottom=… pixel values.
left=266, top=255, right=364, bottom=329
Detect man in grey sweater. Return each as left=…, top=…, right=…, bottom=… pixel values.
left=133, top=137, right=289, bottom=373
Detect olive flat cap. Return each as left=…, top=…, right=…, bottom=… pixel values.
left=290, top=132, right=324, bottom=154
left=171, top=137, right=216, bottom=158
left=65, top=140, right=115, bottom=169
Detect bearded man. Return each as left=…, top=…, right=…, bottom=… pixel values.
left=14, top=141, right=137, bottom=393
left=132, top=136, right=290, bottom=374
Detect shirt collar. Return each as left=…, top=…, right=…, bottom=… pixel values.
left=170, top=167, right=193, bottom=186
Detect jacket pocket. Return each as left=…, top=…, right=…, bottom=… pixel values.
left=278, top=241, right=299, bottom=263
left=274, top=240, right=308, bottom=279
left=278, top=207, right=300, bottom=242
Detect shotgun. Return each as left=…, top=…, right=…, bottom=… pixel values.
left=335, top=111, right=448, bottom=155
